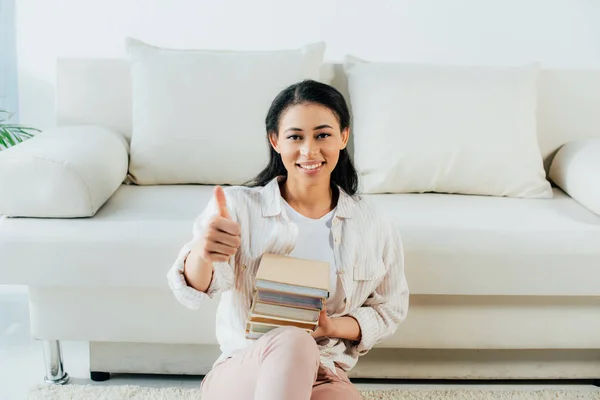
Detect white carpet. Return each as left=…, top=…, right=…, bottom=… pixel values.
left=27, top=384, right=600, bottom=400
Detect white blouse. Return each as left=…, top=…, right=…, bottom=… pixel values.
left=281, top=198, right=344, bottom=315
left=167, top=177, right=409, bottom=375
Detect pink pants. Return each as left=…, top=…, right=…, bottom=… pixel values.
left=200, top=326, right=362, bottom=400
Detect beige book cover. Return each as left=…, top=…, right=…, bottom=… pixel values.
left=255, top=253, right=329, bottom=294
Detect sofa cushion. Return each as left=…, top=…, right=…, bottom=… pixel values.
left=0, top=184, right=208, bottom=286
left=126, top=38, right=326, bottom=185
left=344, top=56, right=553, bottom=198
left=0, top=126, right=129, bottom=217
left=549, top=138, right=600, bottom=216
left=368, top=189, right=600, bottom=296
left=2, top=186, right=599, bottom=296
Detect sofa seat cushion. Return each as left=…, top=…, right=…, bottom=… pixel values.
left=368, top=188, right=600, bottom=296
left=0, top=184, right=212, bottom=287
left=1, top=186, right=599, bottom=295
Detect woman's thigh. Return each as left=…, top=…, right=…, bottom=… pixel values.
left=200, top=356, right=259, bottom=400
left=201, top=326, right=321, bottom=400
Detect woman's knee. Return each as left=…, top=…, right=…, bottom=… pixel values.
left=264, top=327, right=320, bottom=364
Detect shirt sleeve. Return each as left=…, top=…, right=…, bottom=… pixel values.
left=347, top=219, right=410, bottom=354
left=166, top=190, right=237, bottom=309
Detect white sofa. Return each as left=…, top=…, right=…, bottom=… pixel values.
left=1, top=53, right=600, bottom=386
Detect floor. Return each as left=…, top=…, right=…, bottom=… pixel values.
left=1, top=286, right=598, bottom=400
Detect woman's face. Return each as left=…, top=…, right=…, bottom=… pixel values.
left=270, top=103, right=349, bottom=187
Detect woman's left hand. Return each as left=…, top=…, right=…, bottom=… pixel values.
left=311, top=308, right=335, bottom=338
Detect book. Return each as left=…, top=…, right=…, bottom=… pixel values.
left=252, top=298, right=320, bottom=323
left=248, top=315, right=317, bottom=331
left=245, top=322, right=278, bottom=339
left=245, top=321, right=313, bottom=340
left=256, top=290, right=324, bottom=310
left=255, top=253, right=330, bottom=299
left=247, top=322, right=278, bottom=334
left=245, top=253, right=330, bottom=339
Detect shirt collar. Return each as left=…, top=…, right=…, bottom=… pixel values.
left=260, top=176, right=355, bottom=219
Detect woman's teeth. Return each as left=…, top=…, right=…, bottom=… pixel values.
left=300, top=164, right=321, bottom=170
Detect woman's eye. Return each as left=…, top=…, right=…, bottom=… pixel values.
left=317, top=133, right=331, bottom=139
left=287, top=135, right=302, bottom=140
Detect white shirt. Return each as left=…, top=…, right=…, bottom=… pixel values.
left=281, top=198, right=345, bottom=315
left=167, top=176, right=409, bottom=376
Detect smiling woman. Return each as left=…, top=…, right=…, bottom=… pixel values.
left=170, top=79, right=409, bottom=400
left=248, top=80, right=358, bottom=202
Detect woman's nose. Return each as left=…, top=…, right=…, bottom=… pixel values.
left=300, top=142, right=319, bottom=157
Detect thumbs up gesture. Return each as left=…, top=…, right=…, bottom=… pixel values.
left=198, top=186, right=241, bottom=263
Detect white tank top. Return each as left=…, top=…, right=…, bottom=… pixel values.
left=281, top=198, right=345, bottom=315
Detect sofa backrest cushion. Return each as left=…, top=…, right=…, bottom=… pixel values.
left=124, top=38, right=327, bottom=185
left=344, top=56, right=552, bottom=197
left=56, top=57, right=600, bottom=179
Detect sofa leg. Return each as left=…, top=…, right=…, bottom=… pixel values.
left=90, top=371, right=111, bottom=382
left=42, top=340, right=70, bottom=385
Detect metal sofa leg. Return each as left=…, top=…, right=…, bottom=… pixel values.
left=42, top=340, right=70, bottom=385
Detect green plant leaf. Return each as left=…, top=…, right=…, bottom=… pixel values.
left=10, top=128, right=35, bottom=138
left=0, top=110, right=39, bottom=150
left=0, top=130, right=17, bottom=147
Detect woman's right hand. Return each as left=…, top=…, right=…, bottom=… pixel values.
left=196, top=186, right=241, bottom=263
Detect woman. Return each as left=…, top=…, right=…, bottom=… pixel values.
left=167, top=80, right=409, bottom=400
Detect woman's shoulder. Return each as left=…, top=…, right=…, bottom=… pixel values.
left=343, top=191, right=378, bottom=215
left=219, top=184, right=269, bottom=214
left=348, top=195, right=402, bottom=247
left=343, top=193, right=391, bottom=228
left=221, top=184, right=261, bottom=196
left=221, top=185, right=263, bottom=203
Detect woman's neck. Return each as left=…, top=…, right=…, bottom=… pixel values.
left=280, top=178, right=336, bottom=219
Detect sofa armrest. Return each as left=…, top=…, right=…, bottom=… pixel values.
left=0, top=125, right=129, bottom=217
left=549, top=138, right=600, bottom=216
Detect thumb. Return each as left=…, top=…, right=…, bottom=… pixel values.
left=319, top=303, right=327, bottom=316
left=214, top=186, right=231, bottom=219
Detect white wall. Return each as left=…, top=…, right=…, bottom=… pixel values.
left=16, top=0, right=600, bottom=130
left=1, top=0, right=19, bottom=118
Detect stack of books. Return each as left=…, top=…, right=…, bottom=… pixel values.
left=245, top=253, right=330, bottom=339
